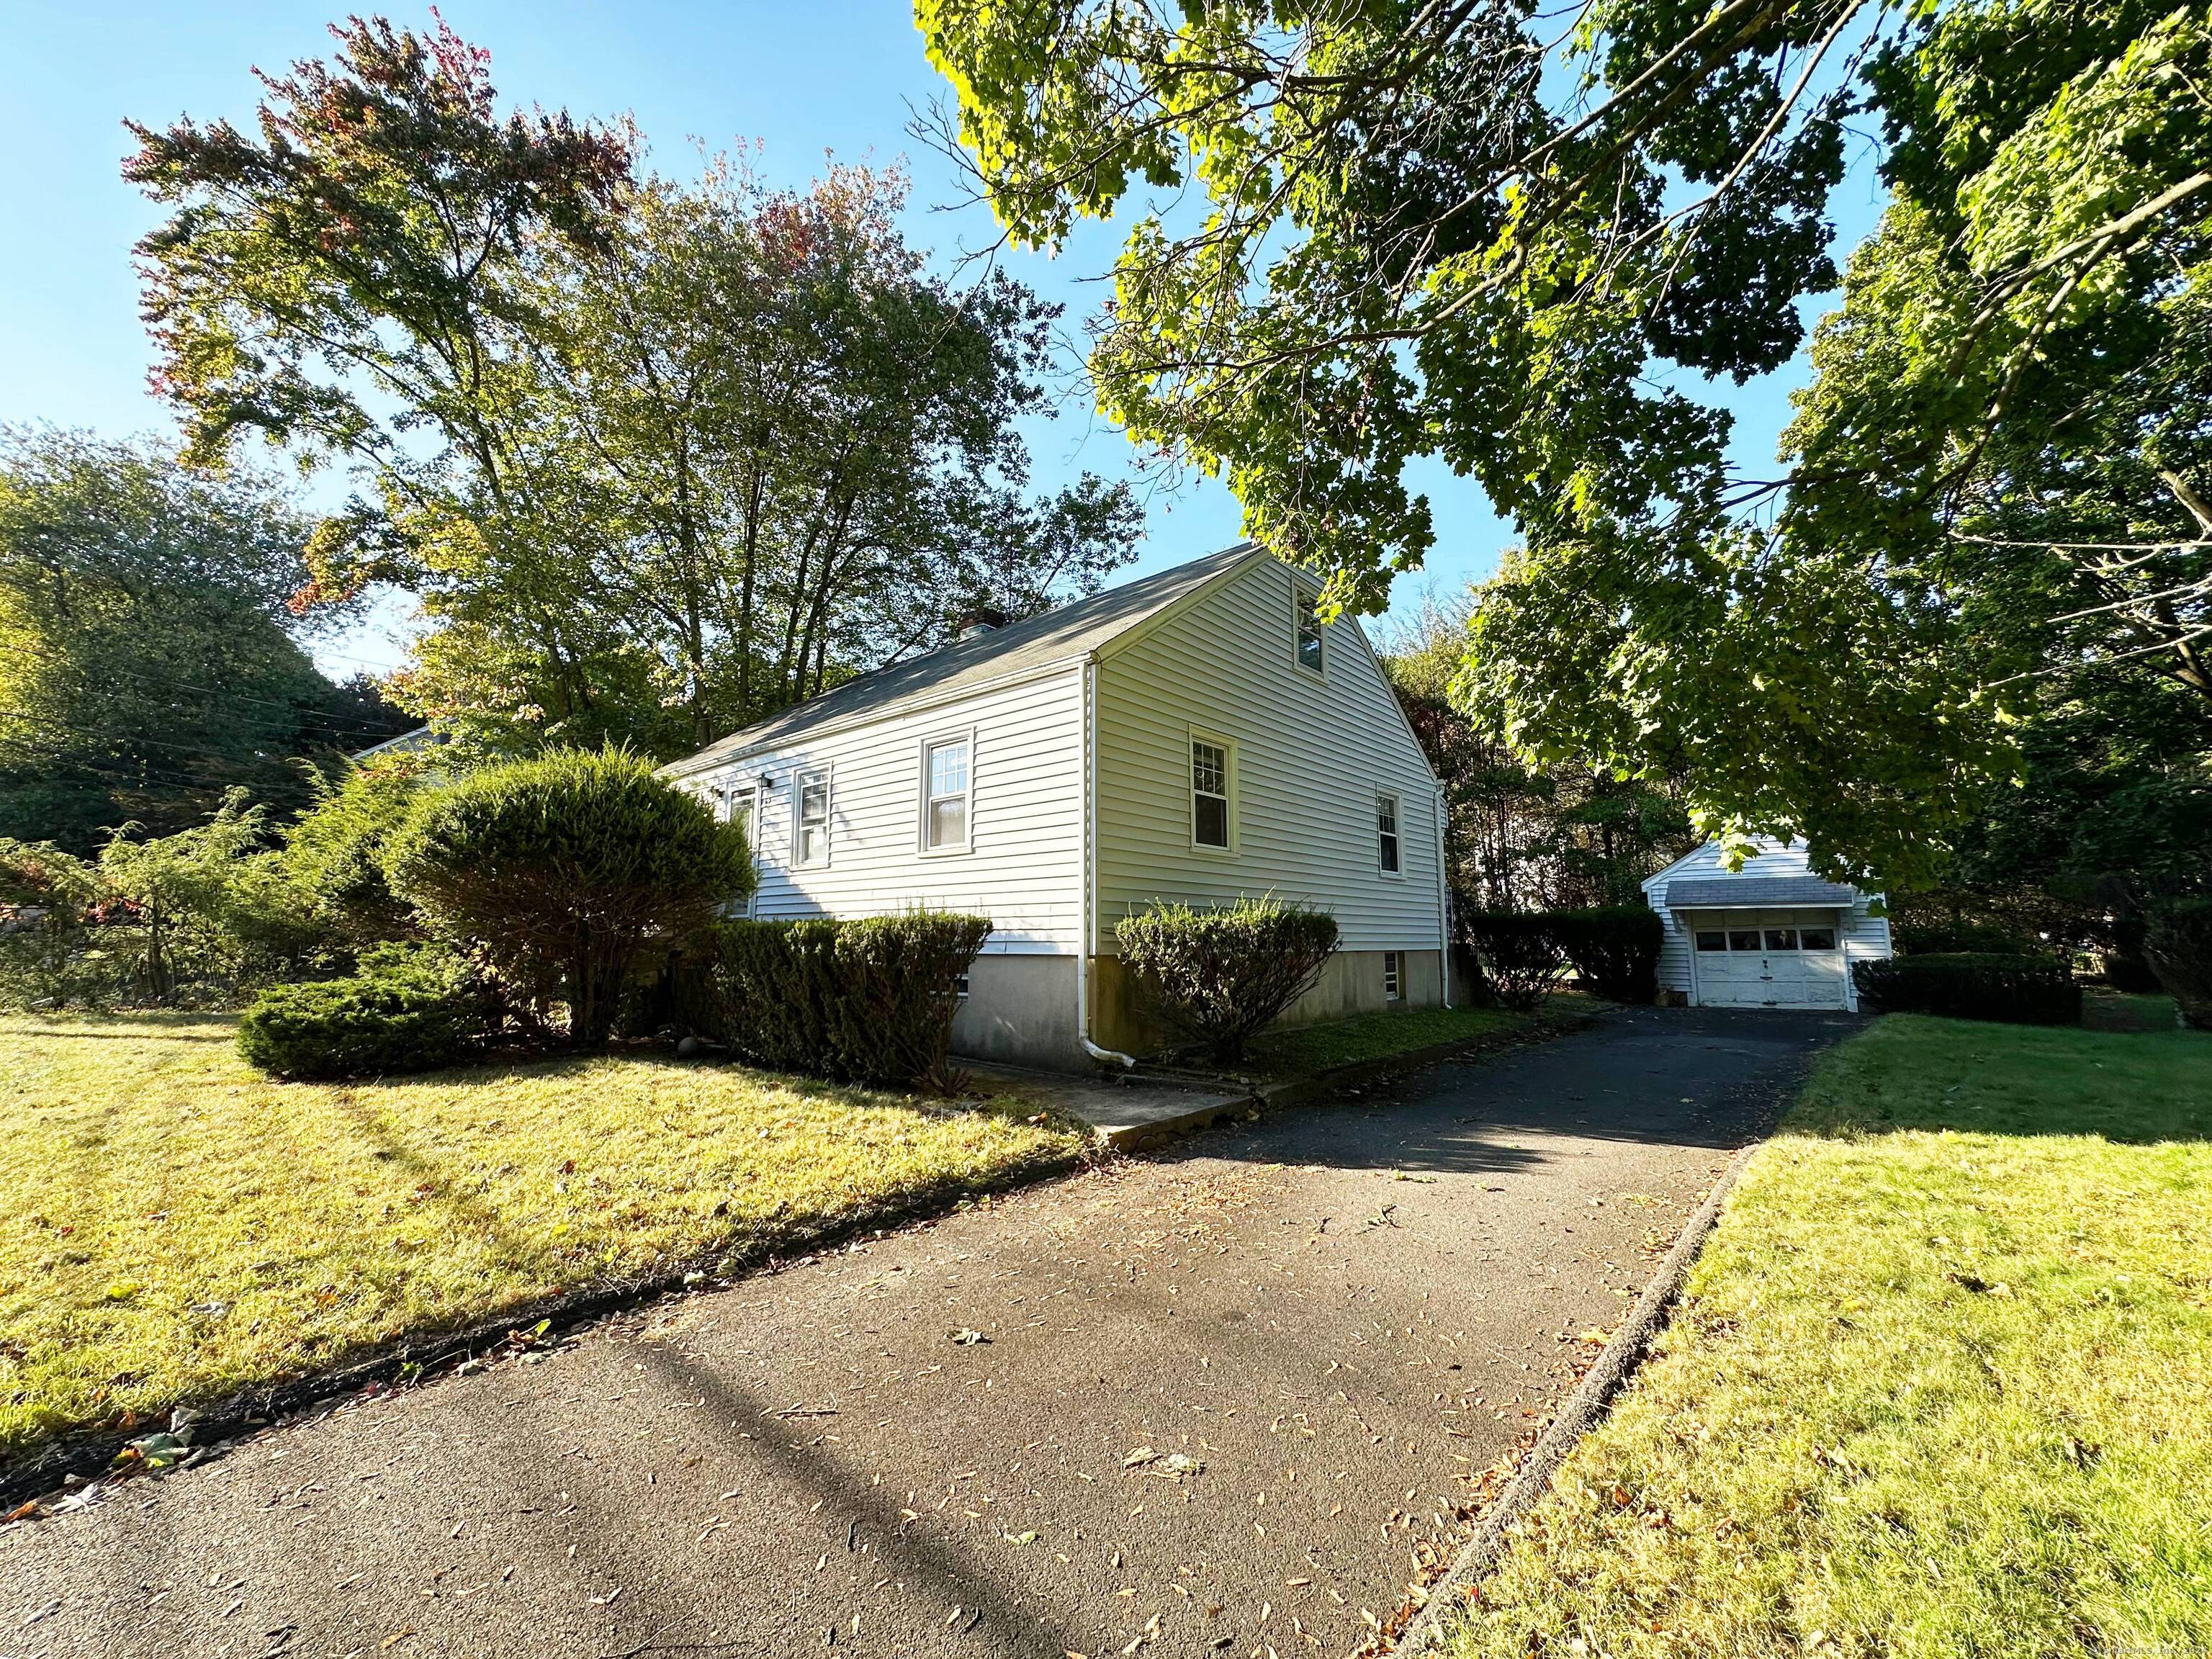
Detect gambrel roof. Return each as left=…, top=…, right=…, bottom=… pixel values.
left=665, top=544, right=1264, bottom=775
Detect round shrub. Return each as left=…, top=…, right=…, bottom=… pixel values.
left=1115, top=896, right=1339, bottom=1063
left=387, top=747, right=752, bottom=1047
left=2144, top=898, right=2212, bottom=1031
left=238, top=945, right=495, bottom=1079
left=1851, top=952, right=2082, bottom=1025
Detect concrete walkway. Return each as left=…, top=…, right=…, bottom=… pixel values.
left=1, top=1008, right=1853, bottom=1659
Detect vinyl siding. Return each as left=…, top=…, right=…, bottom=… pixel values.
left=1092, top=559, right=1444, bottom=955
left=1645, top=840, right=1891, bottom=1007
left=679, top=665, right=1084, bottom=955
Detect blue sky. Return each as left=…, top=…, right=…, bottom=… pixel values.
left=0, top=1, right=1888, bottom=678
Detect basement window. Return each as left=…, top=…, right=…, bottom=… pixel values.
left=1384, top=950, right=1403, bottom=1002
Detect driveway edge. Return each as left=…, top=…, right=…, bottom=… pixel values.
left=0, top=1141, right=1094, bottom=1514
left=1389, top=1136, right=1764, bottom=1655
left=1105, top=1010, right=1608, bottom=1151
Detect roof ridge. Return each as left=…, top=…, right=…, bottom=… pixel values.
left=665, top=541, right=1263, bottom=773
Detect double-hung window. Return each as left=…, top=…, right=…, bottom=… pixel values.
left=719, top=781, right=762, bottom=916
left=1293, top=586, right=1325, bottom=675
left=922, top=734, right=971, bottom=853
left=794, top=767, right=831, bottom=868
left=1377, top=793, right=1402, bottom=876
left=1192, top=736, right=1232, bottom=850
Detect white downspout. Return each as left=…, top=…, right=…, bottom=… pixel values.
left=1435, top=785, right=1452, bottom=1007
left=1076, top=659, right=1136, bottom=1070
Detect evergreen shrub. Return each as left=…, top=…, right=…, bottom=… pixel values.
left=1115, top=896, right=1339, bottom=1063
left=1851, top=952, right=2082, bottom=1025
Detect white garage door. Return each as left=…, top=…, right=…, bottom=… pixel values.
left=1686, top=911, right=1848, bottom=1010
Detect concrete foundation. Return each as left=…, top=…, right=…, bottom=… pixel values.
left=948, top=947, right=1449, bottom=1070
left=950, top=952, right=1080, bottom=1069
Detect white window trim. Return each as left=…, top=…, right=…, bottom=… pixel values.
left=1384, top=950, right=1403, bottom=1002
left=1376, top=790, right=1404, bottom=880
left=737, top=778, right=765, bottom=917
left=1291, top=582, right=1326, bottom=679
left=714, top=777, right=767, bottom=917
left=792, top=763, right=832, bottom=871
left=917, top=726, right=976, bottom=858
left=1188, top=725, right=1239, bottom=855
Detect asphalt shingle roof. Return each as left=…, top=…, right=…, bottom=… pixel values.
left=665, top=544, right=1261, bottom=774
left=1663, top=876, right=1860, bottom=909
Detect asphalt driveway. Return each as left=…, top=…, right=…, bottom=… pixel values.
left=1, top=1007, right=1853, bottom=1659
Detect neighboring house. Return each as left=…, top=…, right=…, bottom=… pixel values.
left=1642, top=840, right=1891, bottom=1011
left=349, top=725, right=445, bottom=764
left=661, top=544, right=1449, bottom=1069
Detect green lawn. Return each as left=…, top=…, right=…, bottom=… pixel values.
left=1442, top=1015, right=2212, bottom=1658
left=1246, top=1002, right=1531, bottom=1076
left=2081, top=988, right=2182, bottom=1032
left=0, top=1014, right=1082, bottom=1460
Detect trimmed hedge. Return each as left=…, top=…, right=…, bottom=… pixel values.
left=1457, top=910, right=1568, bottom=1012
left=1115, top=897, right=1339, bottom=1063
left=1893, top=917, right=2038, bottom=956
left=2145, top=898, right=2212, bottom=1031
left=1550, top=906, right=1664, bottom=1003
left=238, top=944, right=500, bottom=1079
left=1851, top=952, right=2082, bottom=1025
left=678, top=912, right=991, bottom=1091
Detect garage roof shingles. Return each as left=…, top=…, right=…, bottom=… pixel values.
left=1664, top=876, right=1858, bottom=909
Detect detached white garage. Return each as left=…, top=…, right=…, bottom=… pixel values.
left=1642, top=840, right=1891, bottom=1012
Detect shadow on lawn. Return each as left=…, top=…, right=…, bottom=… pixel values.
left=1786, top=1015, right=2211, bottom=1145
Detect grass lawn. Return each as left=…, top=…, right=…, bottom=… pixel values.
left=2080, top=987, right=2182, bottom=1032
left=1442, top=1015, right=2212, bottom=1658
left=1245, top=1002, right=1534, bottom=1076
left=0, top=1013, right=1083, bottom=1462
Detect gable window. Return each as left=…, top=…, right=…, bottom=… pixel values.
left=794, top=768, right=831, bottom=868
left=1383, top=950, right=1403, bottom=1002
left=921, top=734, right=972, bottom=853
left=1293, top=586, right=1325, bottom=675
left=1191, top=736, right=1231, bottom=850
left=1377, top=793, right=1402, bottom=876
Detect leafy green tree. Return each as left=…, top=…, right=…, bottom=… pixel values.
left=0, top=428, right=372, bottom=850
left=1384, top=597, right=1694, bottom=907
left=129, top=20, right=1140, bottom=761
left=920, top=0, right=1854, bottom=602
left=279, top=760, right=429, bottom=945
left=922, top=0, right=2212, bottom=881
left=99, top=791, right=324, bottom=1001
left=0, top=839, right=108, bottom=1009
left=386, top=747, right=752, bottom=1046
